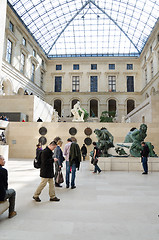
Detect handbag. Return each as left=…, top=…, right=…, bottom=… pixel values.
left=56, top=170, right=64, bottom=184
left=93, top=158, right=98, bottom=165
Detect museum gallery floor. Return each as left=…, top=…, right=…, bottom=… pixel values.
left=0, top=159, right=159, bottom=240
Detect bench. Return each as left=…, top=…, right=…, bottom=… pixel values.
left=0, top=201, right=9, bottom=215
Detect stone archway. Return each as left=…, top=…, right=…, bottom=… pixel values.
left=150, top=87, right=155, bottom=96
left=127, top=99, right=135, bottom=114
left=54, top=99, right=62, bottom=117
left=108, top=99, right=116, bottom=112
left=145, top=93, right=149, bottom=99
left=17, top=87, right=24, bottom=95
left=90, top=99, right=98, bottom=117
left=2, top=80, right=13, bottom=95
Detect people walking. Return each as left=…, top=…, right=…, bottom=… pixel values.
left=33, top=141, right=60, bottom=202
left=69, top=140, right=81, bottom=189
left=54, top=140, right=64, bottom=187
left=63, top=138, right=72, bottom=188
left=141, top=142, right=149, bottom=174
left=92, top=142, right=101, bottom=174
left=81, top=144, right=87, bottom=161
left=0, top=155, right=17, bottom=218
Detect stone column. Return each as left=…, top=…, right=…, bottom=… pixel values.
left=0, top=0, right=7, bottom=95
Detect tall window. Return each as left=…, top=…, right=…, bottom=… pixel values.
left=6, top=39, right=12, bottom=64
left=22, top=37, right=26, bottom=46
left=31, top=63, right=35, bottom=82
left=127, top=64, right=133, bottom=70
left=108, top=76, right=116, bottom=92
left=91, top=64, right=97, bottom=70
left=20, top=53, right=25, bottom=74
left=109, top=64, right=115, bottom=70
left=33, top=49, right=36, bottom=57
left=151, top=61, right=153, bottom=79
left=9, top=21, right=14, bottom=32
left=40, top=72, right=44, bottom=89
left=42, top=60, right=44, bottom=67
left=56, top=64, right=62, bottom=70
left=55, top=76, right=62, bottom=92
left=145, top=68, right=147, bottom=84
left=127, top=76, right=134, bottom=92
left=90, top=76, right=98, bottom=92
left=73, top=64, right=79, bottom=70
left=72, top=76, right=80, bottom=92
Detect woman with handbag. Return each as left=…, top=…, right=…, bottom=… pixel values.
left=92, top=142, right=101, bottom=174
left=54, top=140, right=64, bottom=187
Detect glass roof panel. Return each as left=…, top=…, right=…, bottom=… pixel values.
left=8, top=0, right=159, bottom=57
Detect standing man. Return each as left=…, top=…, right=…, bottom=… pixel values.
left=63, top=138, right=72, bottom=188
left=69, top=140, right=81, bottom=189
left=33, top=141, right=60, bottom=202
left=81, top=143, right=87, bottom=161
left=141, top=142, right=149, bottom=175
left=0, top=155, right=17, bottom=218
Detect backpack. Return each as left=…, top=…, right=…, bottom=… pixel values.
left=33, top=150, right=42, bottom=169
left=96, top=148, right=102, bottom=157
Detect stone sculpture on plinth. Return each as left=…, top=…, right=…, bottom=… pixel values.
left=71, top=101, right=84, bottom=122
left=124, top=124, right=157, bottom=157
left=94, top=128, right=114, bottom=157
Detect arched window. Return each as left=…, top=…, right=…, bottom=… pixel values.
left=90, top=99, right=98, bottom=117
left=150, top=87, right=155, bottom=96
left=145, top=93, right=149, bottom=99
left=71, top=99, right=79, bottom=109
left=127, top=100, right=135, bottom=114
left=108, top=99, right=116, bottom=112
left=54, top=99, right=61, bottom=117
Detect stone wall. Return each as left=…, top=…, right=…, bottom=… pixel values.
left=6, top=122, right=159, bottom=159
left=0, top=95, right=53, bottom=122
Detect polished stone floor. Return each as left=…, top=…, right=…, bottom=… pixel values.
left=0, top=159, right=159, bottom=240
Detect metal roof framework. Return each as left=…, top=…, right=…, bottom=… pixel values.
left=8, top=0, right=159, bottom=58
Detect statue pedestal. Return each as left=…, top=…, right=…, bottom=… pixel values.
left=90, top=157, right=159, bottom=172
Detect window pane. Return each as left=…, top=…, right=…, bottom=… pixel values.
left=72, top=76, right=80, bottom=92
left=55, top=76, right=62, bottom=92
left=22, top=37, right=26, bottom=46
left=6, top=39, right=12, bottom=64
left=56, top=65, right=62, bottom=70
left=31, top=63, right=35, bottom=82
left=127, top=64, right=133, bottom=70
left=9, top=21, right=14, bottom=32
left=109, top=64, right=115, bottom=70
left=20, top=53, right=25, bottom=73
left=90, top=76, right=98, bottom=92
left=108, top=76, right=116, bottom=92
left=91, top=64, right=97, bottom=70
left=127, top=76, right=134, bottom=92
left=73, top=64, right=79, bottom=70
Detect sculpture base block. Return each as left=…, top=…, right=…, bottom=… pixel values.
left=90, top=157, right=159, bottom=172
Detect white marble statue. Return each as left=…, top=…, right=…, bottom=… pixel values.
left=71, top=101, right=84, bottom=122
left=52, top=110, right=59, bottom=122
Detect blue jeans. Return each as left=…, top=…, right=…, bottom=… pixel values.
left=4, top=189, right=16, bottom=213
left=66, top=161, right=76, bottom=187
left=94, top=163, right=101, bottom=173
left=142, top=157, right=148, bottom=173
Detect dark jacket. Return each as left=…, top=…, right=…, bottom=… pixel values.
left=40, top=147, right=54, bottom=178
left=81, top=145, right=87, bottom=155
left=0, top=165, right=8, bottom=201
left=54, top=145, right=64, bottom=167
left=69, top=142, right=81, bottom=169
left=141, top=144, right=150, bottom=157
